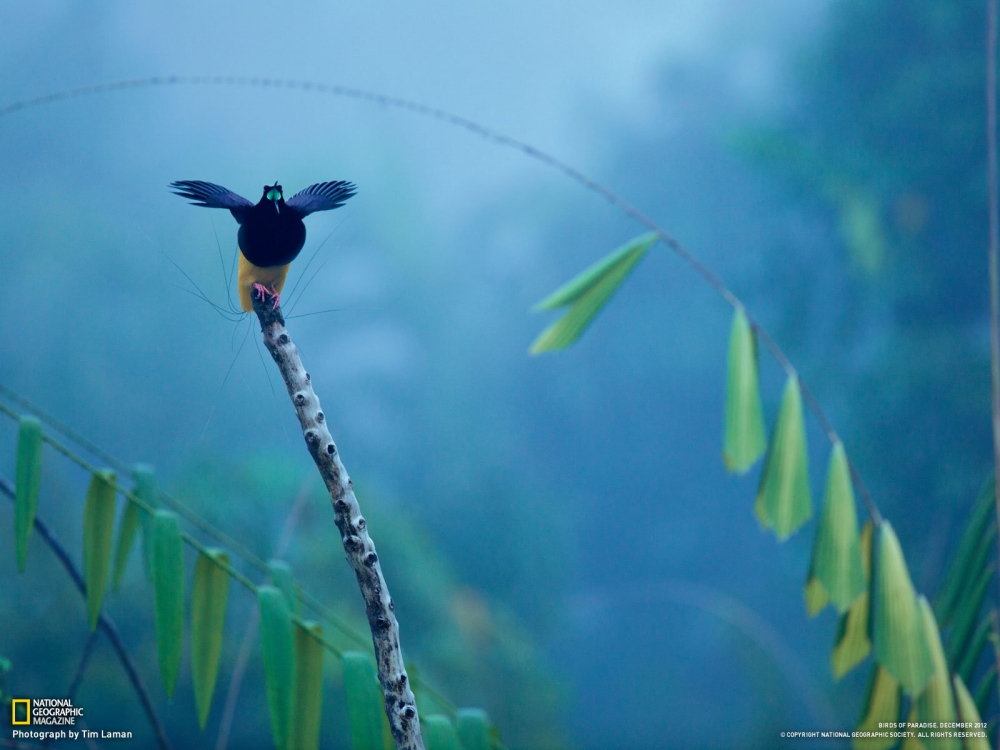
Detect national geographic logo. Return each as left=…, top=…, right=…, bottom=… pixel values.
left=11, top=698, right=84, bottom=725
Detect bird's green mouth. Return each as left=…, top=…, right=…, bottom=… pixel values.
left=266, top=188, right=282, bottom=201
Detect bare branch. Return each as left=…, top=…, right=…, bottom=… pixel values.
left=250, top=288, right=423, bottom=750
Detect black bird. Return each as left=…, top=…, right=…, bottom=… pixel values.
left=170, top=179, right=356, bottom=311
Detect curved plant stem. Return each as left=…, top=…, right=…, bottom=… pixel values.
left=65, top=630, right=98, bottom=701
left=0, top=475, right=173, bottom=750
left=0, top=75, right=881, bottom=523
left=250, top=289, right=423, bottom=750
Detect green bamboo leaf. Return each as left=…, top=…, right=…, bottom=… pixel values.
left=82, top=470, right=117, bottom=632
left=854, top=665, right=901, bottom=750
left=529, top=233, right=656, bottom=354
left=956, top=617, right=991, bottom=686
left=935, top=479, right=995, bottom=626
left=901, top=707, right=928, bottom=750
left=804, top=576, right=829, bottom=617
left=807, top=442, right=865, bottom=614
left=191, top=549, right=230, bottom=730
left=342, top=651, right=392, bottom=750
left=111, top=496, right=142, bottom=591
left=533, top=232, right=657, bottom=311
left=953, top=675, right=990, bottom=750
left=457, top=709, right=491, bottom=750
left=423, top=715, right=460, bottom=750
left=134, top=465, right=158, bottom=582
left=723, top=307, right=767, bottom=473
left=289, top=621, right=325, bottom=750
left=14, top=416, right=43, bottom=572
left=912, top=597, right=958, bottom=750
left=973, top=665, right=996, bottom=718
left=755, top=375, right=812, bottom=540
left=832, top=522, right=873, bottom=679
left=268, top=560, right=300, bottom=616
left=152, top=510, right=185, bottom=698
left=946, top=564, right=995, bottom=667
left=873, top=522, right=934, bottom=696
left=259, top=585, right=296, bottom=750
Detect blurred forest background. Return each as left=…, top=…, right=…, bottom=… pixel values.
left=0, top=0, right=993, bottom=748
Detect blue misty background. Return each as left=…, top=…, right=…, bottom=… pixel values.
left=0, top=1, right=992, bottom=748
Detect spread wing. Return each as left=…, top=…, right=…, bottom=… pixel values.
left=170, top=180, right=254, bottom=224
left=285, top=181, right=357, bottom=218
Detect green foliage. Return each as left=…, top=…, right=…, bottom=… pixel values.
left=111, top=491, right=142, bottom=591
left=935, top=479, right=996, bottom=627
left=832, top=521, right=873, bottom=679
left=855, top=665, right=901, bottom=750
left=530, top=232, right=656, bottom=353
left=82, top=470, right=117, bottom=632
left=342, top=651, right=393, bottom=750
left=723, top=307, right=767, bottom=473
left=152, top=509, right=185, bottom=698
left=259, top=585, right=296, bottom=750
left=289, top=621, right=325, bottom=750
left=423, top=714, right=460, bottom=750
left=755, top=375, right=812, bottom=540
left=912, top=597, right=957, bottom=749
left=14, top=416, right=42, bottom=572
left=456, top=709, right=491, bottom=750
left=952, top=675, right=990, bottom=750
left=133, top=464, right=158, bottom=582
left=191, top=549, right=230, bottom=730
left=973, top=666, right=996, bottom=720
left=268, top=559, right=301, bottom=615
left=806, top=442, right=865, bottom=614
left=872, top=522, right=933, bottom=696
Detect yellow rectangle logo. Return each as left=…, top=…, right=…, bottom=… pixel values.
left=11, top=698, right=30, bottom=725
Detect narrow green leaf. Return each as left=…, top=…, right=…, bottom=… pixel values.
left=832, top=522, right=873, bottom=679
left=935, top=479, right=995, bottom=626
left=529, top=233, right=656, bottom=354
left=947, top=564, right=995, bottom=667
left=342, top=651, right=391, bottom=750
left=152, top=510, right=185, bottom=698
left=807, top=442, right=865, bottom=614
left=423, top=715, right=460, bottom=750
left=259, top=585, right=296, bottom=750
left=532, top=232, right=657, bottom=311
left=723, top=307, right=767, bottom=473
left=953, top=675, right=991, bottom=750
left=134, top=465, right=158, bottom=583
left=956, top=617, right=991, bottom=686
left=191, top=549, right=230, bottom=730
left=111, top=496, right=142, bottom=591
left=14, top=416, right=43, bottom=572
left=268, top=560, right=300, bottom=616
left=457, top=709, right=491, bottom=750
left=973, top=665, right=996, bottom=718
left=755, top=375, right=812, bottom=540
left=82, top=470, right=117, bottom=632
left=901, top=707, right=928, bottom=750
left=804, top=576, right=829, bottom=618
left=912, top=597, right=958, bottom=750
left=289, top=621, right=325, bottom=750
left=873, top=522, right=934, bottom=695
left=854, top=665, right=901, bottom=750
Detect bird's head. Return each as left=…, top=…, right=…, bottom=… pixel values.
left=262, top=183, right=284, bottom=213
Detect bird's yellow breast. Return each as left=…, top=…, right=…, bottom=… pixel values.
left=237, top=250, right=290, bottom=312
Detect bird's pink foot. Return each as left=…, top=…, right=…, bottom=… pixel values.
left=269, top=286, right=281, bottom=309
left=252, top=282, right=270, bottom=302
